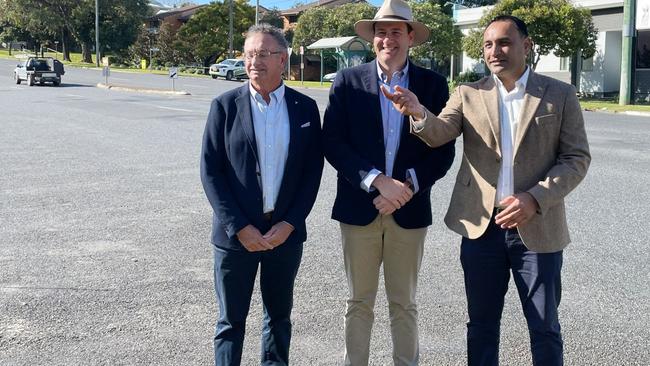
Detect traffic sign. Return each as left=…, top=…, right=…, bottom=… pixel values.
left=169, top=67, right=178, bottom=79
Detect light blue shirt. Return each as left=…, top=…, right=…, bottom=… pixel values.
left=249, top=83, right=290, bottom=213
left=361, top=61, right=419, bottom=193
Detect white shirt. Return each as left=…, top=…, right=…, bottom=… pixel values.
left=360, top=61, right=419, bottom=193
left=249, top=83, right=290, bottom=213
left=494, top=67, right=530, bottom=206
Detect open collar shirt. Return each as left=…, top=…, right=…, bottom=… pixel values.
left=361, top=60, right=419, bottom=193
left=494, top=67, right=530, bottom=206
left=249, top=82, right=290, bottom=213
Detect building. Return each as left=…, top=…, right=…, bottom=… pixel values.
left=280, top=0, right=366, bottom=31
left=454, top=0, right=639, bottom=99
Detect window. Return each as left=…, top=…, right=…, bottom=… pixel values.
left=559, top=57, right=569, bottom=71
left=582, top=56, right=594, bottom=72
left=637, top=30, right=650, bottom=69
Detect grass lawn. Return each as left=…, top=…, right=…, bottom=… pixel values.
left=580, top=99, right=650, bottom=113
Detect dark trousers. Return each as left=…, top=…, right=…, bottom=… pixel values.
left=460, top=216, right=564, bottom=366
left=212, top=240, right=303, bottom=366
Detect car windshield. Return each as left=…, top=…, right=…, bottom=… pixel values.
left=220, top=60, right=236, bottom=65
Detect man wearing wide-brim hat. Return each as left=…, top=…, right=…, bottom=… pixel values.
left=322, top=0, right=456, bottom=364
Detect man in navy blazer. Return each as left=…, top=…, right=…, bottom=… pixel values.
left=322, top=0, right=455, bottom=364
left=200, top=24, right=323, bottom=365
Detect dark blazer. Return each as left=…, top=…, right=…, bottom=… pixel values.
left=323, top=61, right=455, bottom=229
left=201, top=83, right=324, bottom=250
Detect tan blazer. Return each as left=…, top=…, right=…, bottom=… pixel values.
left=412, top=71, right=590, bottom=253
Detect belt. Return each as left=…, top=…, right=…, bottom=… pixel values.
left=263, top=211, right=273, bottom=221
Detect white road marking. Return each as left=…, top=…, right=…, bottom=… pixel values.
left=128, top=101, right=195, bottom=113
left=183, top=84, right=210, bottom=88
left=65, top=94, right=85, bottom=98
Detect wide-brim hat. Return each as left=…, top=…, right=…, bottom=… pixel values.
left=354, top=0, right=430, bottom=46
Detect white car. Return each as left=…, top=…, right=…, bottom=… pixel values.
left=323, top=72, right=337, bottom=82
left=209, top=59, right=246, bottom=81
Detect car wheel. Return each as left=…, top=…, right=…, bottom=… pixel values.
left=27, top=74, right=34, bottom=86
left=53, top=80, right=60, bottom=87
left=211, top=75, right=217, bottom=79
left=226, top=71, right=233, bottom=81
left=14, top=73, right=20, bottom=85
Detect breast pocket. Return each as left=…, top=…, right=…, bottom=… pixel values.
left=535, top=114, right=557, bottom=127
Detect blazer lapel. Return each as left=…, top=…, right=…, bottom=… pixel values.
left=234, top=83, right=259, bottom=164
left=283, top=87, right=301, bottom=176
left=514, top=71, right=546, bottom=157
left=479, top=77, right=502, bottom=157
left=363, top=62, right=386, bottom=147
left=274, top=87, right=301, bottom=211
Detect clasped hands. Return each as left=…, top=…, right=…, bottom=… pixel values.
left=372, top=174, right=413, bottom=215
left=236, top=221, right=294, bottom=252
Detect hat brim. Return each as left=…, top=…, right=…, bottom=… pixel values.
left=354, top=19, right=430, bottom=46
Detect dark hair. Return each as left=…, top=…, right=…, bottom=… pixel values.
left=246, top=23, right=288, bottom=50
left=485, top=15, right=529, bottom=38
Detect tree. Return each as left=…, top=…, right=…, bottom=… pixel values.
left=292, top=3, right=377, bottom=50
left=259, top=8, right=284, bottom=29
left=409, top=1, right=463, bottom=66
left=0, top=0, right=148, bottom=63
left=177, top=0, right=255, bottom=66
left=462, top=0, right=597, bottom=70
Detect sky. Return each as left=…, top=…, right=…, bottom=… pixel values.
left=187, top=0, right=383, bottom=10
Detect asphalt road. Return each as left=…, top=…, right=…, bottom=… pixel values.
left=1, top=58, right=648, bottom=365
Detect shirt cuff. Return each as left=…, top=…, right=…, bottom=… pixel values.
left=406, top=168, right=419, bottom=194
left=361, top=168, right=382, bottom=192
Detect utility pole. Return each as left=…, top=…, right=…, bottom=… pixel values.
left=256, top=0, right=259, bottom=25
left=228, top=0, right=234, bottom=58
left=95, top=0, right=100, bottom=67
left=620, top=0, right=636, bottom=105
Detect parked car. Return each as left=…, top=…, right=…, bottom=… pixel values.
left=209, top=59, right=246, bottom=81
left=323, top=72, right=337, bottom=82
left=14, top=57, right=64, bottom=86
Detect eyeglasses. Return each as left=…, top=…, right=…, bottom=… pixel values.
left=244, top=50, right=283, bottom=60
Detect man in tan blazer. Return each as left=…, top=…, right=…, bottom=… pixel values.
left=382, top=15, right=590, bottom=366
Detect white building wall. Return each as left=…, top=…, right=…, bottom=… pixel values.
left=604, top=31, right=622, bottom=92
left=535, top=54, right=563, bottom=72
left=580, top=31, right=607, bottom=94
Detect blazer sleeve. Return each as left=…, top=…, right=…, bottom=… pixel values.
left=527, top=85, right=591, bottom=214
left=200, top=98, right=249, bottom=238
left=409, top=79, right=455, bottom=191
left=411, top=85, right=465, bottom=148
left=283, top=98, right=325, bottom=229
left=323, top=72, right=377, bottom=189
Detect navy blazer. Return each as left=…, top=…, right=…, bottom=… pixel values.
left=323, top=61, right=455, bottom=229
left=201, top=83, right=324, bottom=250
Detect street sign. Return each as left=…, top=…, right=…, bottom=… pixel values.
left=299, top=46, right=304, bottom=55
left=169, top=67, right=178, bottom=79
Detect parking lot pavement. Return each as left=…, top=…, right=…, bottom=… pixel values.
left=1, top=59, right=649, bottom=365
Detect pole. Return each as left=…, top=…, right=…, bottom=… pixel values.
left=228, top=0, right=234, bottom=58
left=256, top=0, right=259, bottom=25
left=95, top=0, right=100, bottom=67
left=620, top=0, right=636, bottom=105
